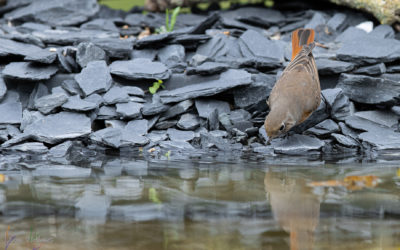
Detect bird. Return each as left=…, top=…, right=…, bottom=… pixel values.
left=264, top=28, right=320, bottom=142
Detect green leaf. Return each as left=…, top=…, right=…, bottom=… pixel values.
left=165, top=8, right=170, bottom=32
left=149, top=187, right=161, bottom=203
left=169, top=7, right=180, bottom=32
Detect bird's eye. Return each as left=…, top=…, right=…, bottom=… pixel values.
left=279, top=123, right=285, bottom=131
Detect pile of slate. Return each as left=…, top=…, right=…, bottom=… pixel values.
left=0, top=0, right=400, bottom=161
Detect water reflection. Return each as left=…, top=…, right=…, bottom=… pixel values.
left=265, top=171, right=320, bottom=250
left=0, top=159, right=399, bottom=249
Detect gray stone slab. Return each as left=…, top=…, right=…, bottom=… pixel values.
left=74, top=60, right=112, bottom=96
left=34, top=92, right=68, bottom=115
left=159, top=69, right=252, bottom=104
left=24, top=112, right=92, bottom=144
left=3, top=62, right=58, bottom=81
left=116, top=102, right=143, bottom=119
left=273, top=134, right=325, bottom=155
left=109, top=58, right=170, bottom=81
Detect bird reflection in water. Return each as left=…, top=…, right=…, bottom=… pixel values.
left=264, top=170, right=320, bottom=250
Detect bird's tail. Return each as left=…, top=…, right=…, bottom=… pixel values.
left=291, top=28, right=315, bottom=61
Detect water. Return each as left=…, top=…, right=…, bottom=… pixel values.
left=0, top=157, right=399, bottom=250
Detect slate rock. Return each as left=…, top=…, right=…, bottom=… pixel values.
left=335, top=27, right=368, bottom=43
left=62, top=95, right=98, bottom=112
left=142, top=101, right=171, bottom=116
left=154, top=119, right=177, bottom=130
left=91, top=38, right=133, bottom=59
left=160, top=99, right=193, bottom=121
left=85, top=94, right=103, bottom=106
left=125, top=119, right=148, bottom=136
left=131, top=49, right=157, bottom=60
left=359, top=130, right=400, bottom=151
left=316, top=58, right=354, bottom=75
left=345, top=115, right=391, bottom=132
left=20, top=110, right=44, bottom=131
left=273, top=134, right=325, bottom=155
left=337, top=73, right=400, bottom=105
left=331, top=133, right=359, bottom=148
left=387, top=65, right=400, bottom=73
left=109, top=58, right=170, bottom=81
left=336, top=38, right=400, bottom=64
left=233, top=73, right=275, bottom=110
left=5, top=0, right=99, bottom=27
left=177, top=113, right=200, bottom=130
left=24, top=112, right=92, bottom=144
left=167, top=128, right=195, bottom=142
left=90, top=127, right=149, bottom=148
left=239, top=30, right=284, bottom=64
left=76, top=42, right=107, bottom=68
left=304, top=12, right=326, bottom=29
left=207, top=109, right=219, bottom=131
left=157, top=44, right=185, bottom=67
left=305, top=119, right=339, bottom=137
left=327, top=13, right=347, bottom=31
left=34, top=92, right=68, bottom=114
left=32, top=29, right=118, bottom=46
left=0, top=91, right=22, bottom=125
left=354, top=110, right=399, bottom=128
left=231, top=7, right=285, bottom=27
left=159, top=69, right=252, bottom=104
left=48, top=141, right=73, bottom=158
left=147, top=130, right=168, bottom=143
left=369, top=24, right=395, bottom=39
left=159, top=140, right=194, bottom=151
left=0, top=38, right=52, bottom=62
left=353, top=63, right=386, bottom=75
left=24, top=49, right=57, bottom=64
left=200, top=132, right=231, bottom=151
left=116, top=102, right=143, bottom=119
left=0, top=76, right=7, bottom=101
left=187, top=62, right=229, bottom=76
left=61, top=79, right=84, bottom=96
left=135, top=33, right=172, bottom=48
left=75, top=60, right=112, bottom=96
left=57, top=46, right=79, bottom=73
left=103, top=86, right=130, bottom=104
left=209, top=130, right=228, bottom=138
left=195, top=99, right=230, bottom=118
left=3, top=62, right=58, bottom=81
left=123, top=86, right=145, bottom=97
left=7, top=142, right=48, bottom=154
left=81, top=18, right=118, bottom=32
left=97, top=106, right=118, bottom=120
left=322, top=88, right=351, bottom=121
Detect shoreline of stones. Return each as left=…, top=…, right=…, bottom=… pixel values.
left=0, top=0, right=400, bottom=163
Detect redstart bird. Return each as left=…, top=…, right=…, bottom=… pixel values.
left=264, top=28, right=321, bottom=142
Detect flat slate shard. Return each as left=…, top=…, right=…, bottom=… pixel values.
left=157, top=44, right=185, bottom=67
left=160, top=99, right=193, bottom=121
left=273, top=134, right=325, bottom=155
left=90, top=38, right=134, bottom=59
left=322, top=88, right=351, bottom=121
left=76, top=42, right=107, bottom=68
left=167, top=128, right=195, bottom=142
left=0, top=76, right=7, bottom=101
left=159, top=69, right=252, bottom=104
left=7, top=142, right=48, bottom=154
left=195, top=99, right=230, bottom=118
left=109, top=58, right=170, bottom=81
left=5, top=0, right=99, bottom=27
left=331, top=133, right=359, bottom=148
left=187, top=62, right=230, bottom=76
left=48, top=141, right=73, bottom=158
left=125, top=119, right=148, bottom=136
left=316, top=59, right=354, bottom=75
left=177, top=113, right=200, bottom=130
left=353, top=63, right=386, bottom=75
left=103, top=86, right=130, bottom=105
left=116, top=102, right=143, bottom=119
left=359, top=130, right=400, bottom=151
left=159, top=140, right=194, bottom=151
left=34, top=92, right=68, bottom=115
left=239, top=30, right=284, bottom=63
left=354, top=110, right=399, bottom=128
left=62, top=95, right=98, bottom=112
left=306, top=119, right=339, bottom=137
left=0, top=91, right=22, bottom=125
left=345, top=115, right=391, bottom=132
left=74, top=60, right=112, bottom=97
left=24, top=49, right=57, bottom=64
left=3, top=62, right=58, bottom=81
left=337, top=73, right=400, bottom=105
left=336, top=38, right=400, bottom=64
left=24, top=112, right=92, bottom=144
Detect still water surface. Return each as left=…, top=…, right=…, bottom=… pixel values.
left=0, top=158, right=399, bottom=249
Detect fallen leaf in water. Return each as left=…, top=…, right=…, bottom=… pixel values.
left=308, top=175, right=379, bottom=191
left=397, top=168, right=400, bottom=178
left=0, top=174, right=5, bottom=183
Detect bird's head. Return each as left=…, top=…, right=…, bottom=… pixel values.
left=264, top=109, right=296, bottom=142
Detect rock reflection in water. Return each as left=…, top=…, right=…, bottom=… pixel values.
left=265, top=171, right=320, bottom=250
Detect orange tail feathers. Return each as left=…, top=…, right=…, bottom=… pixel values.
left=291, top=28, right=315, bottom=60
